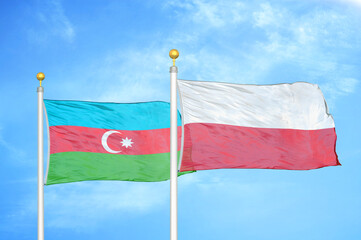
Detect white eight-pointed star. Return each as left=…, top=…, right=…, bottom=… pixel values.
left=121, top=137, right=134, bottom=148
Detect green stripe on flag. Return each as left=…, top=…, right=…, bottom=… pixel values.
left=46, top=151, right=193, bottom=185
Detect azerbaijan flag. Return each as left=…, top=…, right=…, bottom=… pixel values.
left=44, top=99, right=191, bottom=185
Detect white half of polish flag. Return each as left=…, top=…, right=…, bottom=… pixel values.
left=177, top=79, right=340, bottom=172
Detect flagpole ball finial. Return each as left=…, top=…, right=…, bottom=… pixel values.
left=36, top=72, right=45, bottom=86
left=169, top=49, right=179, bottom=66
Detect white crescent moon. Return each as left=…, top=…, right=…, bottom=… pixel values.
left=101, top=130, right=122, bottom=153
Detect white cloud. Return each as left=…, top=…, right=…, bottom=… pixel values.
left=333, top=0, right=361, bottom=7
left=338, top=78, right=359, bottom=93
left=29, top=0, right=75, bottom=43
left=178, top=170, right=295, bottom=224
left=44, top=182, right=166, bottom=229
left=5, top=181, right=168, bottom=230
left=253, top=2, right=284, bottom=27
left=42, top=46, right=174, bottom=103
left=320, top=77, right=359, bottom=108
left=5, top=173, right=197, bottom=230
left=165, top=0, right=246, bottom=28
left=0, top=127, right=26, bottom=161
left=87, top=47, right=172, bottom=103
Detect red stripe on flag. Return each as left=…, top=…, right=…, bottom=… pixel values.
left=49, top=125, right=182, bottom=155
left=180, top=123, right=340, bottom=171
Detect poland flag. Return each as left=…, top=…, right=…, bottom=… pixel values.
left=177, top=79, right=340, bottom=172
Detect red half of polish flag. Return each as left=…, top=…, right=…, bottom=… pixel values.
left=177, top=80, right=340, bottom=172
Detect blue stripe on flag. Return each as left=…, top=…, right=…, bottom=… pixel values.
left=44, top=99, right=181, bottom=130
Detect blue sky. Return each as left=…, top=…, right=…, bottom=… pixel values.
left=1, top=0, right=361, bottom=239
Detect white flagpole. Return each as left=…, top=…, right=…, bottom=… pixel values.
left=169, top=49, right=179, bottom=240
left=37, top=72, right=45, bottom=240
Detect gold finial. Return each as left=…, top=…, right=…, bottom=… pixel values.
left=169, top=49, right=179, bottom=66
left=36, top=72, right=45, bottom=86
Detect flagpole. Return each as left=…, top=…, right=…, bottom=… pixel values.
left=37, top=72, right=45, bottom=240
left=169, top=49, right=179, bottom=240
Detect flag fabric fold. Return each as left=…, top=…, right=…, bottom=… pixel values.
left=177, top=79, right=340, bottom=172
left=44, top=100, right=190, bottom=185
